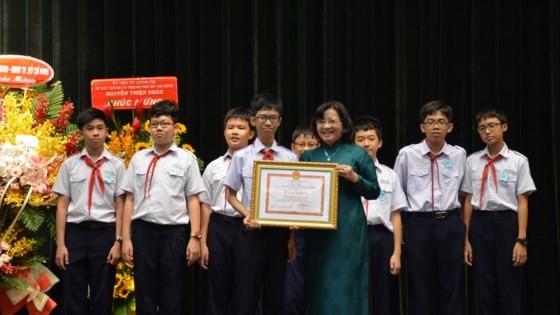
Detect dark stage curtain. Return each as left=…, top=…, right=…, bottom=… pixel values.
left=1, top=0, right=559, bottom=314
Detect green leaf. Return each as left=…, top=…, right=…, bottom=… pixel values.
left=113, top=303, right=128, bottom=315
left=0, top=275, right=28, bottom=289
left=45, top=81, right=65, bottom=119
left=45, top=211, right=57, bottom=238
left=65, top=123, right=79, bottom=134
left=18, top=207, right=46, bottom=232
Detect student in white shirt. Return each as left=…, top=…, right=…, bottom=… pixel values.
left=393, top=100, right=467, bottom=315
left=120, top=100, right=205, bottom=314
left=461, top=108, right=536, bottom=315
left=353, top=116, right=407, bottom=315
left=224, top=93, right=297, bottom=315
left=199, top=107, right=254, bottom=314
left=53, top=108, right=126, bottom=314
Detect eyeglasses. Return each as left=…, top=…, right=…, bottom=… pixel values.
left=294, top=142, right=319, bottom=149
left=255, top=115, right=280, bottom=123
left=476, top=122, right=501, bottom=134
left=423, top=120, right=450, bottom=127
left=317, top=119, right=340, bottom=126
left=150, top=121, right=174, bottom=128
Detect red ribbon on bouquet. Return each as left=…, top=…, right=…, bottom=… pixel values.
left=0, top=264, right=59, bottom=315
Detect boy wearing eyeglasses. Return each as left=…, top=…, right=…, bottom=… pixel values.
left=284, top=126, right=319, bottom=315
left=353, top=116, right=406, bottom=315
left=120, top=100, right=205, bottom=314
left=393, top=100, right=467, bottom=315
left=224, top=93, right=297, bottom=315
left=461, top=109, right=535, bottom=315
left=199, top=107, right=254, bottom=314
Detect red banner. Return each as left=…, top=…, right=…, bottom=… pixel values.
left=91, top=77, right=178, bottom=110
left=0, top=55, right=54, bottom=88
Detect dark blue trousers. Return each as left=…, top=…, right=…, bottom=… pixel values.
left=285, top=231, right=305, bottom=315
left=132, top=220, right=188, bottom=315
left=470, top=210, right=523, bottom=315
left=62, top=222, right=116, bottom=314
left=236, top=227, right=290, bottom=315
left=403, top=212, right=466, bottom=315
left=205, top=213, right=244, bottom=315
left=367, top=224, right=400, bottom=315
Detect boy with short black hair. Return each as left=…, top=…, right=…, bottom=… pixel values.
left=199, top=107, right=254, bottom=314
left=393, top=100, right=467, bottom=315
left=224, top=93, right=297, bottom=315
left=461, top=108, right=536, bottom=315
left=353, top=116, right=406, bottom=315
left=53, top=107, right=126, bottom=314
left=285, top=125, right=319, bottom=315
left=120, top=100, right=205, bottom=314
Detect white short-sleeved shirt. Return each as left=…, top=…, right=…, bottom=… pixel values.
left=224, top=138, right=298, bottom=210
left=460, top=143, right=536, bottom=211
left=53, top=148, right=126, bottom=223
left=120, top=144, right=205, bottom=225
left=200, top=152, right=243, bottom=217
left=362, top=160, right=408, bottom=231
left=393, top=140, right=466, bottom=212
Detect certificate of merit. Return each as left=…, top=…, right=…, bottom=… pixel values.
left=251, top=161, right=338, bottom=229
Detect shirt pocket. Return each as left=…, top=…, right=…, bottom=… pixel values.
left=378, top=183, right=393, bottom=204
left=409, top=168, right=430, bottom=190
left=442, top=169, right=459, bottom=189
left=134, top=168, right=148, bottom=192
left=498, top=169, right=518, bottom=190
left=165, top=167, right=186, bottom=190
left=69, top=173, right=87, bottom=200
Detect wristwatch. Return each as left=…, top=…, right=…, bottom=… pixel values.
left=190, top=231, right=202, bottom=239
left=515, top=237, right=528, bottom=246
left=114, top=236, right=123, bottom=243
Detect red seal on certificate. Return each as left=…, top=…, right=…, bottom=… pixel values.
left=292, top=171, right=301, bottom=180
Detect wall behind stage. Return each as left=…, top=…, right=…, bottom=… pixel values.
left=1, top=0, right=559, bottom=314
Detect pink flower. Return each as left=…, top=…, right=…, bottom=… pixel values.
left=19, top=156, right=52, bottom=193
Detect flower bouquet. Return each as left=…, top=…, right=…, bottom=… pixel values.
left=0, top=81, right=77, bottom=314
left=113, top=260, right=135, bottom=315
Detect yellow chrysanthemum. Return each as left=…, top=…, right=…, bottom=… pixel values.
left=175, top=122, right=187, bottom=134
left=117, top=285, right=130, bottom=299
left=135, top=142, right=151, bottom=152
left=182, top=143, right=195, bottom=153
left=144, top=120, right=151, bottom=132
left=123, top=278, right=135, bottom=292
left=114, top=273, right=123, bottom=287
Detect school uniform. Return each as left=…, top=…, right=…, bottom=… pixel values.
left=461, top=143, right=536, bottom=315
left=393, top=141, right=467, bottom=315
left=224, top=138, right=298, bottom=315
left=363, top=160, right=407, bottom=315
left=52, top=148, right=126, bottom=314
left=120, top=144, right=205, bottom=314
left=200, top=152, right=245, bottom=314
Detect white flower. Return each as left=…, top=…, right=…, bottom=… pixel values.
left=15, top=135, right=39, bottom=149
left=0, top=253, right=11, bottom=266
